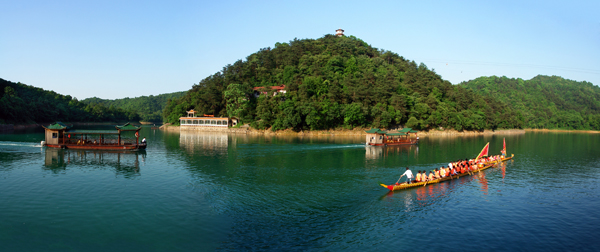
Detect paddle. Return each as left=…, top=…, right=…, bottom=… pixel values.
left=396, top=175, right=404, bottom=184
left=422, top=173, right=430, bottom=186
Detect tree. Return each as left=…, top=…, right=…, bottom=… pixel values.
left=343, top=102, right=365, bottom=128
left=224, top=84, right=249, bottom=119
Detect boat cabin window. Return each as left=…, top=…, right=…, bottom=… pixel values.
left=211, top=120, right=216, bottom=125
left=52, top=133, right=58, bottom=138
left=217, top=120, right=222, bottom=125
left=187, top=120, right=192, bottom=124
left=198, top=120, right=204, bottom=125
left=222, top=120, right=227, bottom=125
left=193, top=120, right=198, bottom=124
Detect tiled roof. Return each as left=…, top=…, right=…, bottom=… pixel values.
left=398, top=128, right=412, bottom=133
left=115, top=122, right=141, bottom=131
left=45, top=122, right=68, bottom=130
left=253, top=85, right=286, bottom=91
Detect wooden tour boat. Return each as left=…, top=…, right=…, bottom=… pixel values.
left=42, top=122, right=146, bottom=150
left=366, top=128, right=419, bottom=146
left=380, top=153, right=514, bottom=191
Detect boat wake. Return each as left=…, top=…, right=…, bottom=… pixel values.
left=0, top=141, right=41, bottom=148
left=295, top=144, right=365, bottom=151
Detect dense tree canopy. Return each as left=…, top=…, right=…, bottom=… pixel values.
left=461, top=75, right=600, bottom=130
left=0, top=78, right=137, bottom=124
left=163, top=35, right=524, bottom=131
left=82, top=91, right=186, bottom=122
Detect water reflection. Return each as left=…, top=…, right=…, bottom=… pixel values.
left=474, top=170, right=489, bottom=195
left=179, top=131, right=229, bottom=156
left=43, top=148, right=145, bottom=177
left=365, top=145, right=418, bottom=160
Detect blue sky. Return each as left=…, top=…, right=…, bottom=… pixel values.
left=1, top=0, right=598, bottom=99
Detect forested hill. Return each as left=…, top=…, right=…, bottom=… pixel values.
left=82, top=91, right=186, bottom=122
left=0, top=78, right=138, bottom=124
left=163, top=34, right=523, bottom=131
left=461, top=75, right=600, bottom=130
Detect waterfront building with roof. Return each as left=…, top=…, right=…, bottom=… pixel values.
left=179, top=109, right=238, bottom=130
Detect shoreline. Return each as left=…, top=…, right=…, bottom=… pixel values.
left=524, top=128, right=600, bottom=134
left=6, top=123, right=598, bottom=135
left=160, top=125, right=531, bottom=136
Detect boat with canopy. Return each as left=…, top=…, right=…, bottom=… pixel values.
left=42, top=122, right=146, bottom=150
left=366, top=128, right=419, bottom=146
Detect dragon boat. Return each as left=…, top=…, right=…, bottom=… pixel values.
left=380, top=154, right=514, bottom=191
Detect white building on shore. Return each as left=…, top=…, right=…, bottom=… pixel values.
left=179, top=109, right=238, bottom=129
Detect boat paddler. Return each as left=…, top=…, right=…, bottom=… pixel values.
left=451, top=167, right=458, bottom=176
left=398, top=167, right=414, bottom=184
left=415, top=171, right=422, bottom=182
left=428, top=171, right=435, bottom=181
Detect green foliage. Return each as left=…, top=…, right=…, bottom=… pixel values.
left=162, top=35, right=527, bottom=131
left=461, top=75, right=600, bottom=130
left=405, top=116, right=419, bottom=129
left=223, top=84, right=249, bottom=119
left=82, top=91, right=186, bottom=122
left=343, top=102, right=366, bottom=128
left=0, top=78, right=139, bottom=124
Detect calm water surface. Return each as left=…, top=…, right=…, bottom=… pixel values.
left=1, top=127, right=599, bottom=251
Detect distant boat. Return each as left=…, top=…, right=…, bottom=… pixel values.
left=365, top=128, right=419, bottom=146
left=42, top=122, right=146, bottom=150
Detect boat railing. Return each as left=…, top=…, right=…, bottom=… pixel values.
left=62, top=139, right=139, bottom=146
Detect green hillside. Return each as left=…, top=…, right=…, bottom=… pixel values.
left=163, top=35, right=523, bottom=131
left=83, top=91, right=186, bottom=122
left=0, top=78, right=137, bottom=124
left=461, top=75, right=600, bottom=130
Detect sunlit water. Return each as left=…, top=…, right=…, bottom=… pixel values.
left=1, top=127, right=599, bottom=251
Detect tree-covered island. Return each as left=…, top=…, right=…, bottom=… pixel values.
left=163, top=34, right=600, bottom=131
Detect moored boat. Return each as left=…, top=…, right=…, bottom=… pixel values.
left=42, top=122, right=146, bottom=150
left=366, top=128, right=419, bottom=146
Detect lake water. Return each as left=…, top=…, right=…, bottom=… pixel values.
left=1, top=127, right=599, bottom=251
